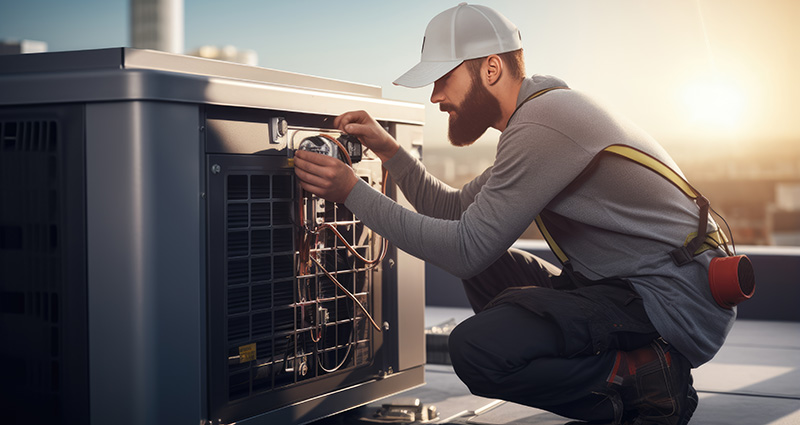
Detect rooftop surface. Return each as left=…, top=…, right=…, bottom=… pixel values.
left=313, top=306, right=800, bottom=425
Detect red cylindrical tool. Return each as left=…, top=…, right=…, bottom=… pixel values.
left=708, top=255, right=755, bottom=309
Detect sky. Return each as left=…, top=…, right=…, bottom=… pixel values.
left=1, top=0, right=798, bottom=151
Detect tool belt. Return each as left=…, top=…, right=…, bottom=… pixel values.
left=516, top=88, right=755, bottom=309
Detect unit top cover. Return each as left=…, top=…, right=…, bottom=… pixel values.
left=0, top=48, right=424, bottom=124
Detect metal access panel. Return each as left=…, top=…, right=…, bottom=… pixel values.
left=0, top=48, right=426, bottom=425
left=204, top=107, right=398, bottom=424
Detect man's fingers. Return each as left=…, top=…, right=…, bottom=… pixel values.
left=295, top=149, right=334, bottom=166
left=298, top=180, right=325, bottom=195
left=334, top=111, right=379, bottom=141
left=293, top=145, right=359, bottom=203
left=294, top=160, right=326, bottom=184
left=294, top=151, right=339, bottom=177
left=294, top=165, right=332, bottom=189
left=342, top=122, right=371, bottom=139
left=294, top=150, right=349, bottom=191
left=333, top=110, right=367, bottom=131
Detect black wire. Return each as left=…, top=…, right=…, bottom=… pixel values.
left=710, top=206, right=736, bottom=255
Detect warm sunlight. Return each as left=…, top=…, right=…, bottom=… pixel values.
left=682, top=77, right=746, bottom=132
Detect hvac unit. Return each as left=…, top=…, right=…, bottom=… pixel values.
left=0, top=48, right=425, bottom=425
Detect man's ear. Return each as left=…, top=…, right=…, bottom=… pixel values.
left=485, top=54, right=503, bottom=86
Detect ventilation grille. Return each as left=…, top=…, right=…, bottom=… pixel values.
left=219, top=171, right=375, bottom=403
left=0, top=120, right=63, bottom=420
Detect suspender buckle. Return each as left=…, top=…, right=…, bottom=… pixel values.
left=669, top=246, right=694, bottom=266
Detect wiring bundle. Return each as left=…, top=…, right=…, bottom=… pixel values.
left=284, top=132, right=388, bottom=376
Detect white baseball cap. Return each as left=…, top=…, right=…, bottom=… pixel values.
left=393, top=3, right=523, bottom=88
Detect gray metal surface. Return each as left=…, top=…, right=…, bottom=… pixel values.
left=86, top=101, right=204, bottom=424
left=0, top=48, right=378, bottom=96
left=123, top=48, right=382, bottom=97
left=0, top=48, right=423, bottom=124
left=394, top=123, right=428, bottom=371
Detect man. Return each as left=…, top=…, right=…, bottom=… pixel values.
left=294, top=3, right=734, bottom=424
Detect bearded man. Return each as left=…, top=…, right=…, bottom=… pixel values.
left=293, top=3, right=734, bottom=424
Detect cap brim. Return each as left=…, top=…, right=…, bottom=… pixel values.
left=393, top=60, right=462, bottom=88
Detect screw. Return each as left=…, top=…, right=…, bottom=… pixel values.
left=211, top=164, right=221, bottom=174
left=278, top=118, right=288, bottom=137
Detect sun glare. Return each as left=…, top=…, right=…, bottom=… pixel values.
left=682, top=78, right=746, bottom=132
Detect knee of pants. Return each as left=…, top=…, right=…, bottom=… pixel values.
left=447, top=320, right=484, bottom=382
left=447, top=321, right=468, bottom=362
left=448, top=322, right=504, bottom=398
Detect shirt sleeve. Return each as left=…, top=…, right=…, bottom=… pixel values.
left=382, top=146, right=491, bottom=220
left=345, top=121, right=594, bottom=279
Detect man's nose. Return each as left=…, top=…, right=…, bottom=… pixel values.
left=430, top=80, right=445, bottom=104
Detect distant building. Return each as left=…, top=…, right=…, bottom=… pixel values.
left=772, top=183, right=800, bottom=245
left=131, top=0, right=183, bottom=53
left=683, top=141, right=800, bottom=246
left=0, top=40, right=47, bottom=55
left=187, top=45, right=258, bottom=66
left=772, top=210, right=800, bottom=246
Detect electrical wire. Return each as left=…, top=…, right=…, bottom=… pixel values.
left=296, top=133, right=389, bottom=273
left=320, top=134, right=352, bottom=166
left=311, top=167, right=391, bottom=268
left=310, top=255, right=382, bottom=332
left=292, top=132, right=390, bottom=374
left=297, top=185, right=312, bottom=276
left=304, top=297, right=322, bottom=343
left=316, top=327, right=354, bottom=373
left=309, top=327, right=321, bottom=343
left=296, top=133, right=390, bottom=275
left=710, top=206, right=736, bottom=256
left=314, top=223, right=387, bottom=267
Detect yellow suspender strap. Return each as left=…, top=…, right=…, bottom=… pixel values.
left=602, top=145, right=701, bottom=199
left=506, top=86, right=570, bottom=127
left=535, top=144, right=727, bottom=265
left=535, top=215, right=569, bottom=264
left=524, top=86, right=570, bottom=101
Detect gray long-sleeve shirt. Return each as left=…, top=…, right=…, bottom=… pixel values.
left=345, top=75, right=734, bottom=367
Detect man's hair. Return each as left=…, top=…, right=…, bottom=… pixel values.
left=463, top=49, right=526, bottom=81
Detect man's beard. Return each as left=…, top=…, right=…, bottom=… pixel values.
left=444, top=77, right=502, bottom=147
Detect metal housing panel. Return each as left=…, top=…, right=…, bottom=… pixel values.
left=85, top=101, right=204, bottom=424
left=391, top=123, right=427, bottom=370
left=0, top=48, right=423, bottom=126
left=0, top=48, right=381, bottom=97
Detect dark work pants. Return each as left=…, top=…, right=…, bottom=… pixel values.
left=448, top=249, right=660, bottom=422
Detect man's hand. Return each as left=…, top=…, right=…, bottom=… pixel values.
left=334, top=110, right=400, bottom=162
left=294, top=149, right=359, bottom=204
